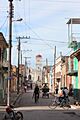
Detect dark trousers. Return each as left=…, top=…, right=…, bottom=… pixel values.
left=56, top=89, right=58, bottom=94
left=34, top=93, right=39, bottom=103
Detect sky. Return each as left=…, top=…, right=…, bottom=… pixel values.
left=1, top=0, right=80, bottom=68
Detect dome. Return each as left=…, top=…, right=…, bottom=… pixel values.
left=36, top=54, right=42, bottom=58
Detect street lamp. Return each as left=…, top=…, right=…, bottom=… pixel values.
left=12, top=18, right=23, bottom=22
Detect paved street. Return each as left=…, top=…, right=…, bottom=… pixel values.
left=22, top=110, right=80, bottom=120
left=0, top=90, right=80, bottom=120
left=15, top=90, right=52, bottom=107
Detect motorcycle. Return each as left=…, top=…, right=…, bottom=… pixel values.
left=42, top=87, right=49, bottom=98
left=3, top=104, right=23, bottom=120
left=24, top=86, right=27, bottom=93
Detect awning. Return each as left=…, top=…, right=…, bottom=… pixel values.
left=67, top=70, right=78, bottom=76
left=66, top=18, right=80, bottom=24
left=70, top=48, right=80, bottom=58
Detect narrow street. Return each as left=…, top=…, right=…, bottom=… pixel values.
left=9, top=90, right=80, bottom=120
left=1, top=1, right=80, bottom=120
left=15, top=90, right=51, bottom=107
left=0, top=89, right=80, bottom=120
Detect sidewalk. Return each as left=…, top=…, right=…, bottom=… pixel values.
left=10, top=91, right=22, bottom=105
left=0, top=91, right=22, bottom=111
left=69, top=96, right=80, bottom=109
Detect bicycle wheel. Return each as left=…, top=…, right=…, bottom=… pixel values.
left=49, top=100, right=58, bottom=109
left=63, top=104, right=70, bottom=110
left=3, top=111, right=14, bottom=120
left=15, top=111, right=23, bottom=120
left=62, top=99, right=71, bottom=110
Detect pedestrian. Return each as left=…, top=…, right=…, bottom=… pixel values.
left=55, top=83, right=58, bottom=94
left=33, top=84, right=40, bottom=103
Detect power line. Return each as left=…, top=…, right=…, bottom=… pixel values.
left=23, top=22, right=54, bottom=48
left=12, top=37, right=68, bottom=44
left=34, top=0, right=80, bottom=3
left=30, top=37, right=68, bottom=44
left=0, top=16, right=8, bottom=30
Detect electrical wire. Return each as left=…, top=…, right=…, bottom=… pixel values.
left=0, top=16, right=8, bottom=30
left=33, top=0, right=80, bottom=3
left=30, top=37, right=68, bottom=44
left=4, top=18, right=8, bottom=38
left=23, top=22, right=54, bottom=49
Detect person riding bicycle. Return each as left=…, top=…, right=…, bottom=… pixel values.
left=58, top=87, right=64, bottom=103
left=58, top=87, right=69, bottom=104
left=33, top=84, right=40, bottom=103
left=63, top=87, right=69, bottom=102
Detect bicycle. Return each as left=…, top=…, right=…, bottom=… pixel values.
left=49, top=95, right=71, bottom=110
left=3, top=104, right=23, bottom=120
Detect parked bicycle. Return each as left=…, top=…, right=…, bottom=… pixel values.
left=3, top=104, right=23, bottom=120
left=49, top=95, right=71, bottom=110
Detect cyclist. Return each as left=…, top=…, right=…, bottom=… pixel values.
left=58, top=87, right=64, bottom=103
left=59, top=87, right=70, bottom=106
left=63, top=87, right=70, bottom=102
left=64, top=87, right=69, bottom=97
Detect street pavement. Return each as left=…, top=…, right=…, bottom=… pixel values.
left=0, top=89, right=80, bottom=110
left=0, top=89, right=80, bottom=120
left=13, top=89, right=80, bottom=110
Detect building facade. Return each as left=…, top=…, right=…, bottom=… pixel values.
left=0, top=32, right=8, bottom=104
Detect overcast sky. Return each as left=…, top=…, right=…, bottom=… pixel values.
left=0, top=0, right=80, bottom=68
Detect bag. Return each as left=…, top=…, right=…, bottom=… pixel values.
left=59, top=90, right=63, bottom=97
left=63, top=90, right=66, bottom=97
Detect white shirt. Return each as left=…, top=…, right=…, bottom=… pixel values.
left=64, top=89, right=69, bottom=96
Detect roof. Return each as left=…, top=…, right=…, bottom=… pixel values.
left=66, top=18, right=80, bottom=24
left=70, top=48, right=80, bottom=58
left=0, top=32, right=8, bottom=48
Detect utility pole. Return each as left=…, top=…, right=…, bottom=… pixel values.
left=60, top=51, right=62, bottom=88
left=7, top=0, right=14, bottom=106
left=24, top=57, right=27, bottom=82
left=24, top=57, right=31, bottom=82
left=16, top=36, right=30, bottom=93
left=21, top=50, right=23, bottom=87
left=53, top=46, right=56, bottom=92
left=17, top=37, right=20, bottom=94
left=46, top=58, right=48, bottom=83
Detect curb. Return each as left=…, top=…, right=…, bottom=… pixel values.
left=0, top=92, right=22, bottom=109
left=13, top=93, right=22, bottom=105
